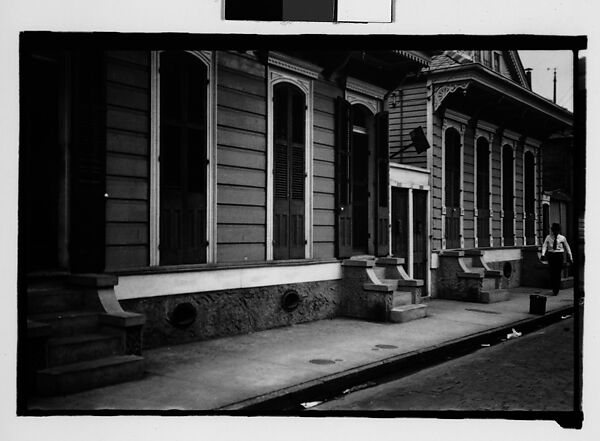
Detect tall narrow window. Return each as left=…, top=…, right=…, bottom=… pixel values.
left=524, top=151, right=536, bottom=245
left=493, top=52, right=501, bottom=72
left=476, top=137, right=490, bottom=247
left=502, top=144, right=515, bottom=246
left=159, top=51, right=208, bottom=265
left=273, top=83, right=306, bottom=260
left=445, top=128, right=461, bottom=249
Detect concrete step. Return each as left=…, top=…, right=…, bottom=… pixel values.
left=389, top=304, right=427, bottom=323
left=380, top=279, right=399, bottom=289
left=29, top=310, right=100, bottom=337
left=37, top=354, right=145, bottom=396
left=479, top=289, right=511, bottom=304
left=46, top=333, right=123, bottom=367
left=392, top=291, right=414, bottom=307
left=27, top=287, right=84, bottom=314
left=482, top=277, right=500, bottom=291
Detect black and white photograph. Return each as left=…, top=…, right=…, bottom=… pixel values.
left=1, top=1, right=597, bottom=440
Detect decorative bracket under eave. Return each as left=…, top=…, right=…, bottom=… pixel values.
left=433, top=81, right=471, bottom=112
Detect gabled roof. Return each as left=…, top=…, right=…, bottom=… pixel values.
left=428, top=50, right=530, bottom=89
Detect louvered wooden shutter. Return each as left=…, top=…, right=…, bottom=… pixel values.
left=273, top=84, right=305, bottom=260
left=375, top=111, right=390, bottom=257
left=335, top=97, right=353, bottom=258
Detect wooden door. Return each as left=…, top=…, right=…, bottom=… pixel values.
left=444, top=128, right=461, bottom=249
left=70, top=51, right=106, bottom=273
left=159, top=51, right=208, bottom=265
left=273, top=83, right=305, bottom=260
left=413, top=190, right=427, bottom=280
left=391, top=188, right=408, bottom=261
left=476, top=138, right=490, bottom=247
left=375, top=111, right=390, bottom=257
left=502, top=145, right=514, bottom=246
left=335, top=97, right=353, bottom=258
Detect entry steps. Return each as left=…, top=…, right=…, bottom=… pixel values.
left=26, top=274, right=145, bottom=396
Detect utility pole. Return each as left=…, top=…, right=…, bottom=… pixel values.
left=547, top=67, right=557, bottom=103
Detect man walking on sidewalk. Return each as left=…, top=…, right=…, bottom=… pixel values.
left=542, top=223, right=573, bottom=295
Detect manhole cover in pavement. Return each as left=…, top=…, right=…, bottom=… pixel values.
left=465, top=308, right=501, bottom=315
left=375, top=344, right=398, bottom=349
left=309, top=359, right=336, bottom=365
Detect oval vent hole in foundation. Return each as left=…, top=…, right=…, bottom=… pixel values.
left=281, top=289, right=301, bottom=312
left=168, top=302, right=197, bottom=328
left=503, top=262, right=513, bottom=278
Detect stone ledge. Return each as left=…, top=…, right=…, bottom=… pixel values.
left=484, top=270, right=502, bottom=277
left=70, top=274, right=118, bottom=288
left=457, top=272, right=483, bottom=279
left=397, top=279, right=424, bottom=287
left=464, top=249, right=483, bottom=256
left=100, top=312, right=146, bottom=328
left=375, top=257, right=405, bottom=265
left=439, top=250, right=464, bottom=257
left=363, top=283, right=394, bottom=292
left=342, top=259, right=375, bottom=268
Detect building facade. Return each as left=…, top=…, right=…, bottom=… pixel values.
left=388, top=50, right=573, bottom=298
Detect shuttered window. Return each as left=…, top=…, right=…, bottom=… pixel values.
left=502, top=145, right=515, bottom=246
left=445, top=127, right=461, bottom=249
left=524, top=151, right=536, bottom=245
left=159, top=51, right=208, bottom=265
left=476, top=137, right=490, bottom=247
left=273, top=83, right=305, bottom=260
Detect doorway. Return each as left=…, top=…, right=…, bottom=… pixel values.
left=391, top=187, right=428, bottom=280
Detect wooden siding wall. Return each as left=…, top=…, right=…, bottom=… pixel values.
left=104, top=51, right=151, bottom=270
left=389, top=84, right=428, bottom=168
left=462, top=124, right=476, bottom=248
left=216, top=52, right=267, bottom=263
left=313, top=80, right=342, bottom=258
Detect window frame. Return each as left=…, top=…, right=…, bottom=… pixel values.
left=266, top=65, right=314, bottom=261
left=150, top=50, right=217, bottom=266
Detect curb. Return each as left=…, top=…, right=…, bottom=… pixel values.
left=218, top=304, right=574, bottom=411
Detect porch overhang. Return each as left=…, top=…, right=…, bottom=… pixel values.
left=287, top=49, right=431, bottom=92
left=429, top=64, right=573, bottom=140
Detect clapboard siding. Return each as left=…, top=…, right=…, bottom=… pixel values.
left=311, top=80, right=342, bottom=259
left=105, top=51, right=151, bottom=270
left=217, top=244, right=266, bottom=263
left=217, top=52, right=267, bottom=263
left=389, top=83, right=428, bottom=169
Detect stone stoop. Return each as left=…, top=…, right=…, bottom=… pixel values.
left=342, top=256, right=427, bottom=324
left=439, top=250, right=508, bottom=303
left=26, top=273, right=146, bottom=396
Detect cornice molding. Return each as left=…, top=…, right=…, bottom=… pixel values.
left=268, top=52, right=320, bottom=79
left=346, top=77, right=387, bottom=99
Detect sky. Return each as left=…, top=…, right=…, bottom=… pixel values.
left=518, top=50, right=574, bottom=112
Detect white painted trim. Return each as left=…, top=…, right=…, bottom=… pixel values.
left=474, top=135, right=479, bottom=246
left=425, top=186, right=431, bottom=295
left=476, top=120, right=498, bottom=135
left=488, top=139, right=493, bottom=247
left=345, top=90, right=381, bottom=115
left=408, top=188, right=414, bottom=278
left=346, top=77, right=387, bottom=100
left=459, top=126, right=465, bottom=248
left=114, top=262, right=342, bottom=300
left=266, top=66, right=314, bottom=260
left=441, top=121, right=464, bottom=249
left=268, top=52, right=321, bottom=79
left=481, top=248, right=522, bottom=262
left=150, top=50, right=216, bottom=265
left=444, top=108, right=470, bottom=125
left=149, top=52, right=160, bottom=266
left=503, top=129, right=521, bottom=143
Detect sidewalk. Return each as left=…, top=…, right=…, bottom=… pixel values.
left=28, top=287, right=575, bottom=412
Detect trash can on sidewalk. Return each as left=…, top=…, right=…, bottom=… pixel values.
left=529, top=294, right=547, bottom=315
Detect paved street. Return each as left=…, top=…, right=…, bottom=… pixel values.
left=314, top=317, right=577, bottom=411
